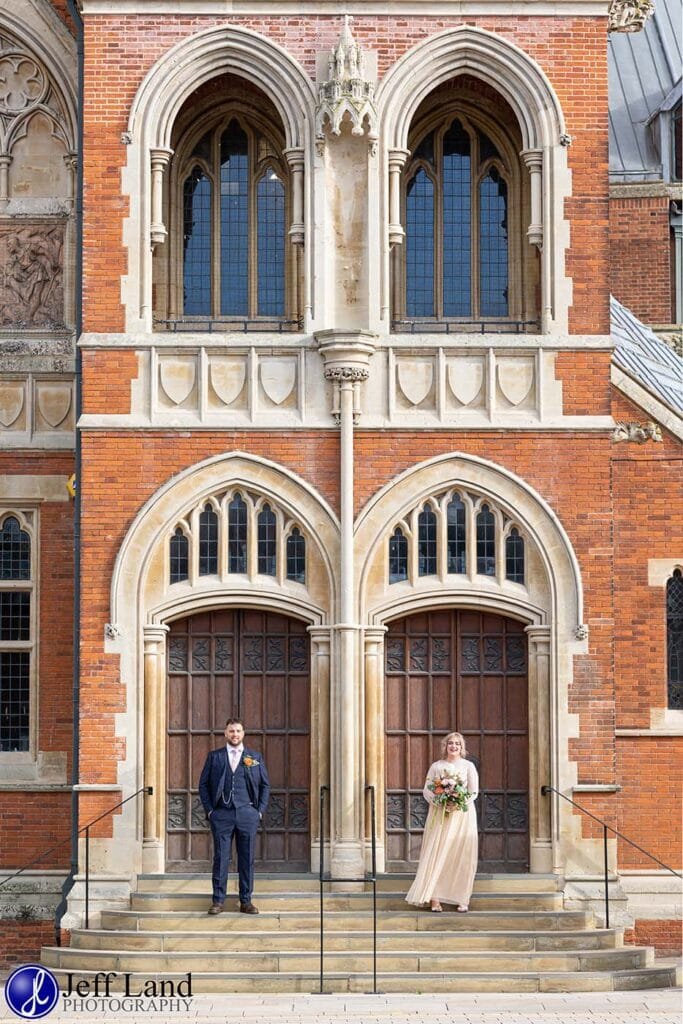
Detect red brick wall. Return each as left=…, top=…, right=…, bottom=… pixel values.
left=0, top=795, right=71, bottom=869
left=624, top=920, right=683, bottom=957
left=81, top=351, right=140, bottom=415
left=610, top=196, right=673, bottom=324
left=0, top=923, right=70, bottom=970
left=81, top=14, right=609, bottom=334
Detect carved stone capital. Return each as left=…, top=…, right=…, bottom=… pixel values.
left=608, top=0, right=655, bottom=31
left=574, top=624, right=589, bottom=641
left=611, top=420, right=663, bottom=444
left=324, top=365, right=370, bottom=383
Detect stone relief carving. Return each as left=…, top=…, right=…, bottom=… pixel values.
left=0, top=51, right=48, bottom=114
left=316, top=16, right=378, bottom=153
left=0, top=374, right=73, bottom=443
left=397, top=361, right=433, bottom=407
left=448, top=357, right=486, bottom=408
left=497, top=357, right=535, bottom=408
left=611, top=420, right=663, bottom=443
left=0, top=223, right=64, bottom=328
left=608, top=0, right=655, bottom=31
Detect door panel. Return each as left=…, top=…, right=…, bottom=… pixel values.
left=166, top=609, right=310, bottom=871
left=385, top=610, right=529, bottom=872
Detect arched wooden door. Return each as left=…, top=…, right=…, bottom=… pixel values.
left=385, top=610, right=529, bottom=872
left=165, top=609, right=310, bottom=871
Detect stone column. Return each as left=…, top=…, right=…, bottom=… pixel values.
left=364, top=627, right=387, bottom=871
left=317, top=332, right=375, bottom=880
left=142, top=624, right=169, bottom=872
left=526, top=624, right=552, bottom=872
left=285, top=148, right=305, bottom=246
left=150, top=148, right=173, bottom=248
left=0, top=155, right=11, bottom=206
left=309, top=626, right=332, bottom=872
left=521, top=150, right=543, bottom=249
left=388, top=149, right=410, bottom=247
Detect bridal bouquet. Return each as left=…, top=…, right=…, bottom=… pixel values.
left=427, top=770, right=472, bottom=825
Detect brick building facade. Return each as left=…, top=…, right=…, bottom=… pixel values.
left=0, top=0, right=681, bottom=978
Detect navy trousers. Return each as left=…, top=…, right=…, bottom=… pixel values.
left=209, top=804, right=260, bottom=904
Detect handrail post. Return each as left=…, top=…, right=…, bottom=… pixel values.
left=319, top=785, right=328, bottom=995
left=603, top=823, right=610, bottom=929
left=84, top=825, right=90, bottom=930
left=366, top=784, right=377, bottom=995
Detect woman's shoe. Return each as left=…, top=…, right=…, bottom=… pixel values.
left=455, top=904, right=468, bottom=913
left=430, top=900, right=443, bottom=912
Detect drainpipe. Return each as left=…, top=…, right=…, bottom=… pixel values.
left=55, top=0, right=83, bottom=946
left=316, top=331, right=374, bottom=880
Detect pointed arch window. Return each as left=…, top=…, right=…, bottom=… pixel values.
left=447, top=497, right=466, bottom=574
left=476, top=504, right=496, bottom=576
left=401, top=115, right=516, bottom=325
left=257, top=504, right=277, bottom=576
left=505, top=527, right=524, bottom=583
left=198, top=504, right=218, bottom=576
left=286, top=528, right=306, bottom=584
left=179, top=116, right=290, bottom=322
left=228, top=493, right=248, bottom=574
left=389, top=528, right=409, bottom=583
left=667, top=569, right=683, bottom=710
left=170, top=528, right=189, bottom=583
left=418, top=505, right=437, bottom=576
left=0, top=514, right=34, bottom=753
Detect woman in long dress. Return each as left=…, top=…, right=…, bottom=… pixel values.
left=405, top=732, right=479, bottom=912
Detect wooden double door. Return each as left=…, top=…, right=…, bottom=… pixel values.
left=166, top=609, right=311, bottom=871
left=385, top=610, right=529, bottom=872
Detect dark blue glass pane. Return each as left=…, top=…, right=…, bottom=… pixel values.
left=480, top=167, right=508, bottom=317
left=414, top=130, right=435, bottom=167
left=389, top=529, right=408, bottom=583
left=220, top=121, right=249, bottom=316
left=667, top=570, right=683, bottom=708
left=478, top=129, right=500, bottom=163
left=0, top=650, right=29, bottom=752
left=286, top=528, right=306, bottom=584
left=199, top=505, right=218, bottom=576
left=257, top=171, right=285, bottom=316
left=505, top=528, right=524, bottom=584
left=418, top=505, right=437, bottom=576
left=257, top=504, right=276, bottom=576
left=406, top=170, right=435, bottom=317
left=183, top=167, right=211, bottom=316
left=170, top=528, right=189, bottom=584
left=442, top=120, right=471, bottom=317
left=476, top=505, right=495, bottom=576
left=447, top=498, right=466, bottom=574
left=228, top=493, right=247, bottom=574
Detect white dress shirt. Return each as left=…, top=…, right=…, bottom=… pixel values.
left=227, top=743, right=244, bottom=771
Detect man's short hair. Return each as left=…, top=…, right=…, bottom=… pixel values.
left=225, top=717, right=244, bottom=729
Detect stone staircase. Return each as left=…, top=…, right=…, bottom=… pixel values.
left=42, top=874, right=678, bottom=993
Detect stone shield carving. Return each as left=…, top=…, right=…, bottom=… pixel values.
left=497, top=358, right=535, bottom=407
left=209, top=358, right=246, bottom=406
left=260, top=358, right=296, bottom=406
left=35, top=382, right=71, bottom=428
left=159, top=358, right=196, bottom=406
left=448, top=359, right=485, bottom=406
left=0, top=382, right=25, bottom=427
left=397, top=361, right=433, bottom=406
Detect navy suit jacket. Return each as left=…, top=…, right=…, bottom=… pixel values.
left=198, top=745, right=270, bottom=818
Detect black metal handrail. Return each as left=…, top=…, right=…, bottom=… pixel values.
left=154, top=317, right=303, bottom=334
left=541, top=785, right=681, bottom=928
left=0, top=786, right=152, bottom=940
left=391, top=318, right=540, bottom=335
left=318, top=785, right=378, bottom=994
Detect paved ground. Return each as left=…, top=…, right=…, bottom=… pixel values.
left=1, top=988, right=682, bottom=1024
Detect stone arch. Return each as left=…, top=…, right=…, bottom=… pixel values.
left=377, top=26, right=571, bottom=332
left=109, top=452, right=338, bottom=873
left=356, top=452, right=585, bottom=873
left=377, top=25, right=566, bottom=152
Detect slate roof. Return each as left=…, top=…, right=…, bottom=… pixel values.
left=608, top=0, right=682, bottom=180
left=611, top=296, right=683, bottom=413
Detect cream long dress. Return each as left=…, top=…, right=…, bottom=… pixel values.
left=405, top=757, right=479, bottom=908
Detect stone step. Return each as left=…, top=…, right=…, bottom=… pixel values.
left=135, top=873, right=562, bottom=895
left=45, top=965, right=678, bottom=994
left=70, top=926, right=622, bottom=954
left=41, top=945, right=653, bottom=974
left=129, top=890, right=563, bottom=912
left=101, top=908, right=595, bottom=933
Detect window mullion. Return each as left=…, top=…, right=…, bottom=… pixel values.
left=435, top=132, right=443, bottom=319
left=472, top=133, right=480, bottom=321
left=249, top=133, right=258, bottom=319
left=211, top=131, right=221, bottom=319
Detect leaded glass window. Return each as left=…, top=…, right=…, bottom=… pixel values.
left=418, top=505, right=437, bottom=576
left=199, top=504, right=218, bottom=576
left=286, top=528, right=306, bottom=584
left=505, top=528, right=524, bottom=584
left=401, top=114, right=513, bottom=324
left=170, top=528, right=189, bottom=584
left=228, top=493, right=247, bottom=574
left=179, top=115, right=290, bottom=321
left=0, top=514, right=33, bottom=753
left=389, top=528, right=408, bottom=583
left=476, top=505, right=496, bottom=576
left=667, top=569, right=683, bottom=710
left=447, top=497, right=466, bottom=574
left=257, top=504, right=277, bottom=576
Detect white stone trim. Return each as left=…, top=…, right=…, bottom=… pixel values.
left=81, top=1, right=608, bottom=13
left=0, top=476, right=71, bottom=501
left=79, top=332, right=615, bottom=350
left=611, top=364, right=683, bottom=441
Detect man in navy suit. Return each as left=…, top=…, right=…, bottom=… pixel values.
left=198, top=718, right=270, bottom=915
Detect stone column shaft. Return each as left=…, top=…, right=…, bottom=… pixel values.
left=143, top=624, right=169, bottom=871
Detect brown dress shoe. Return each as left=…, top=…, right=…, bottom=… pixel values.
left=207, top=903, right=225, bottom=915
left=239, top=902, right=259, bottom=914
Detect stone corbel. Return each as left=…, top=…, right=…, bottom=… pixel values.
left=150, top=148, right=173, bottom=248
left=608, top=0, right=654, bottom=32
left=315, top=16, right=378, bottom=155
left=388, top=149, right=410, bottom=248
left=284, top=148, right=305, bottom=246
left=522, top=150, right=543, bottom=249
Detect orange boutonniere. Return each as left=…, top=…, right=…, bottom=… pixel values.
left=243, top=756, right=259, bottom=768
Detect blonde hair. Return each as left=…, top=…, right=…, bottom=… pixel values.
left=441, top=732, right=467, bottom=757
